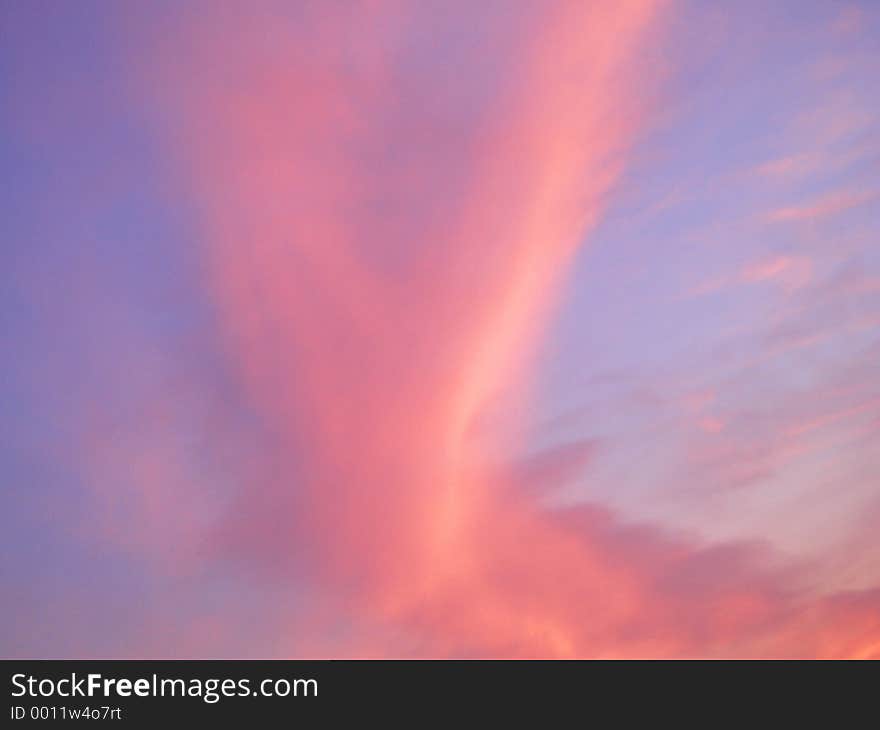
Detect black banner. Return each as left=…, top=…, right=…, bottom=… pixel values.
left=2, top=660, right=873, bottom=725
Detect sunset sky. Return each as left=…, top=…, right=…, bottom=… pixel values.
left=2, top=0, right=879, bottom=658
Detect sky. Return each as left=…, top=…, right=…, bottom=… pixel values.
left=1, top=0, right=879, bottom=658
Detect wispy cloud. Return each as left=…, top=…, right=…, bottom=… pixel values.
left=766, top=189, right=877, bottom=223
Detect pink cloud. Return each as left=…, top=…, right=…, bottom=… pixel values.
left=754, top=154, right=809, bottom=178
left=741, top=255, right=813, bottom=292
left=699, top=416, right=726, bottom=434
left=766, top=189, right=877, bottom=223
left=686, top=255, right=813, bottom=300
left=68, top=0, right=880, bottom=658
left=833, top=5, right=864, bottom=36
